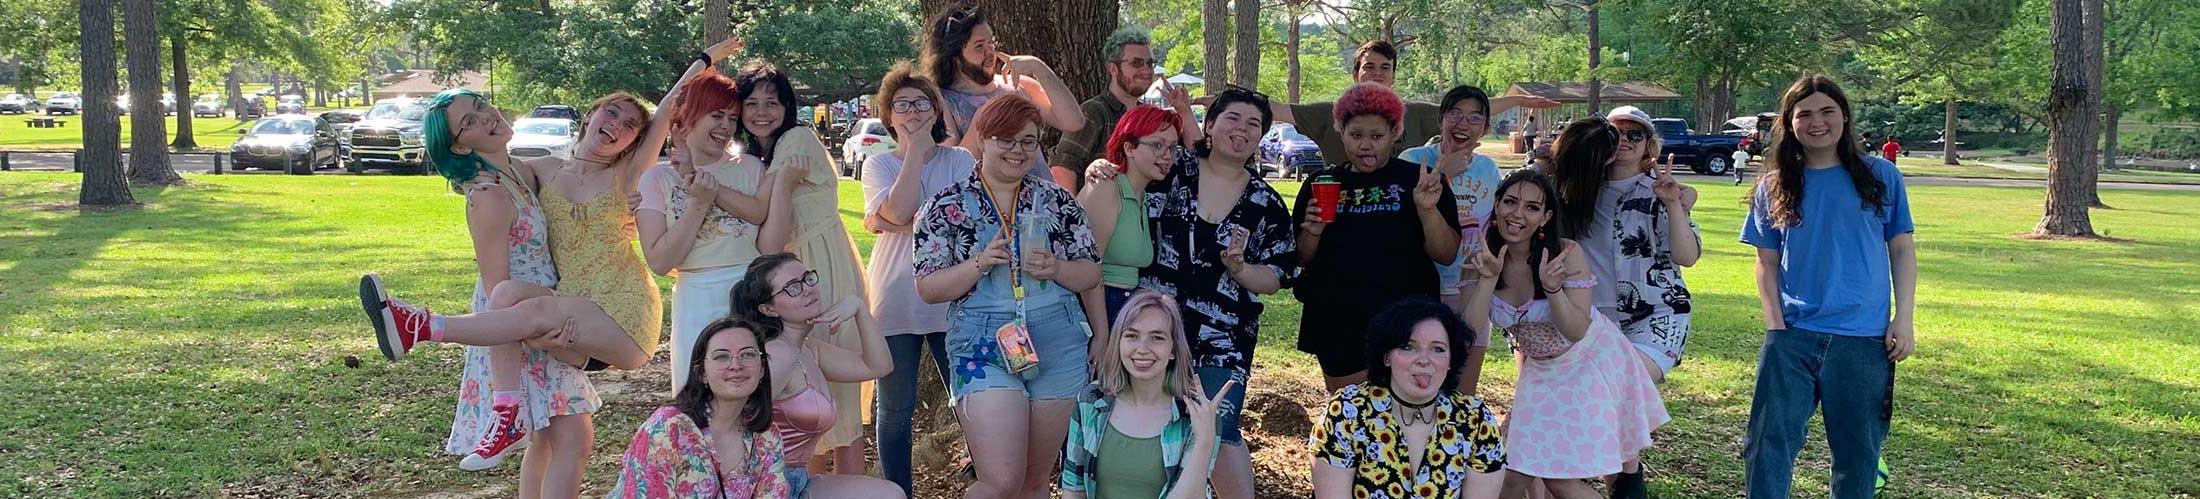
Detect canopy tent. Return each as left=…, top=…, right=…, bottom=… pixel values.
left=1166, top=73, right=1205, bottom=85
left=1502, top=81, right=1682, bottom=104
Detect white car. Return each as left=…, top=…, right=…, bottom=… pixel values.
left=839, top=118, right=895, bottom=178
left=0, top=93, right=37, bottom=114
left=42, top=92, right=81, bottom=115
left=509, top=118, right=578, bottom=158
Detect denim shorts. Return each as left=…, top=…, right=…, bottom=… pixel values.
left=785, top=465, right=812, bottom=498
left=1195, top=367, right=1250, bottom=445
left=946, top=301, right=1092, bottom=403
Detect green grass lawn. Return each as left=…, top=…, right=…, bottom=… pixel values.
left=0, top=172, right=2195, bottom=497
left=1887, top=156, right=2200, bottom=186
left=0, top=114, right=260, bottom=151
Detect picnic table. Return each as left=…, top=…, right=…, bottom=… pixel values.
left=25, top=117, right=63, bottom=128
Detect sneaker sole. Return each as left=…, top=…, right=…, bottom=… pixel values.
left=457, top=436, right=529, bottom=472
left=360, top=273, right=402, bottom=362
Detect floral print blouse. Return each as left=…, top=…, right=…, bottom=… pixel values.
left=1137, top=152, right=1298, bottom=374
left=1311, top=383, right=1506, bottom=499
left=913, top=168, right=1099, bottom=313
left=610, top=406, right=790, bottom=499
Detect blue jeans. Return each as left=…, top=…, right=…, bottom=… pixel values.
left=1743, top=328, right=1895, bottom=499
left=873, top=332, right=950, bottom=498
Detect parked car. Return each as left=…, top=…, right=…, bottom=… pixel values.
left=1651, top=117, right=1745, bottom=175
left=318, top=109, right=366, bottom=165
left=345, top=97, right=431, bottom=173
left=42, top=92, right=81, bottom=115
left=275, top=94, right=306, bottom=115
left=509, top=118, right=579, bottom=158
left=529, top=105, right=580, bottom=123
left=191, top=94, right=226, bottom=117
left=230, top=115, right=341, bottom=175
left=1720, top=112, right=1777, bottom=157
left=0, top=93, right=37, bottom=114
left=1259, top=123, right=1323, bottom=178
left=839, top=118, right=894, bottom=178
left=235, top=93, right=268, bottom=119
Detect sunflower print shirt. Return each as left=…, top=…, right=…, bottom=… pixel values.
left=1311, top=383, right=1506, bottom=499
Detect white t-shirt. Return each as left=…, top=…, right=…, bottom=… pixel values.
left=637, top=156, right=766, bottom=272
left=862, top=146, right=978, bottom=336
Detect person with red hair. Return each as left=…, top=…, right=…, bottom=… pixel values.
left=1293, top=82, right=1460, bottom=392
left=637, top=67, right=781, bottom=394
left=1073, top=104, right=1180, bottom=325
left=912, top=94, right=1102, bottom=499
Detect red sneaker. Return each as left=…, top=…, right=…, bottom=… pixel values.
left=360, top=273, right=433, bottom=361
left=458, top=402, right=529, bottom=471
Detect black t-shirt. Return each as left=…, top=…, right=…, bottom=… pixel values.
left=1291, top=158, right=1461, bottom=306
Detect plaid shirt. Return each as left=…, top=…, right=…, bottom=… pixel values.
left=1058, top=383, right=1215, bottom=499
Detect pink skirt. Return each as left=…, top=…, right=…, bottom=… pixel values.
left=1503, top=314, right=1671, bottom=479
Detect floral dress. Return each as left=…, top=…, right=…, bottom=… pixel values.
left=1311, top=383, right=1506, bottom=499
left=444, top=172, right=601, bottom=455
left=610, top=406, right=791, bottom=499
left=1138, top=152, right=1298, bottom=376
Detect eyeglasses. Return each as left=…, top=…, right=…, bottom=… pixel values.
left=1441, top=111, right=1488, bottom=126
left=1619, top=129, right=1650, bottom=143
left=890, top=99, right=934, bottom=114
left=1132, top=139, right=1182, bottom=156
left=1114, top=58, right=1156, bottom=70
left=775, top=270, right=819, bottom=298
left=708, top=347, right=766, bottom=367
left=988, top=136, right=1042, bottom=152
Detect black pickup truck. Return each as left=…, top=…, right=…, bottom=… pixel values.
left=1652, top=118, right=1745, bottom=175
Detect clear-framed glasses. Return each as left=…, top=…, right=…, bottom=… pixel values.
left=988, top=136, right=1042, bottom=152
left=776, top=270, right=819, bottom=298
left=708, top=347, right=766, bottom=367
left=1441, top=111, right=1489, bottom=126
left=891, top=99, right=934, bottom=114
left=1132, top=138, right=1182, bottom=156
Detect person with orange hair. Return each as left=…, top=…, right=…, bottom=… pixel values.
left=1293, top=82, right=1460, bottom=393
left=1073, top=104, right=1181, bottom=325
left=913, top=94, right=1101, bottom=499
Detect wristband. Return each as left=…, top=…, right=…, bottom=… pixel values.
left=692, top=52, right=714, bottom=68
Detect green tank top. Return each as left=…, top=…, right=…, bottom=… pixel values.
left=1093, top=422, right=1167, bottom=499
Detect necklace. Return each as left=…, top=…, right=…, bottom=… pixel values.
left=1396, top=394, right=1438, bottom=426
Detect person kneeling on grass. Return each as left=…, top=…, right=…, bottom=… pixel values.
left=1311, top=297, right=1507, bottom=499
left=610, top=317, right=791, bottom=499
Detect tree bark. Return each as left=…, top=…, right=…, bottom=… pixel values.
left=703, top=0, right=729, bottom=54
left=123, top=0, right=178, bottom=186
left=1943, top=96, right=1960, bottom=165
left=1048, top=0, right=1116, bottom=101
left=1202, top=0, right=1229, bottom=95
left=1230, top=0, right=1260, bottom=89
left=1585, top=1, right=1602, bottom=112
left=226, top=65, right=243, bottom=119
left=79, top=0, right=135, bottom=207
left=2101, top=101, right=2119, bottom=171
left=2035, top=0, right=2098, bottom=237
left=2082, top=0, right=2106, bottom=208
left=171, top=32, right=197, bottom=150
left=1694, top=75, right=1711, bottom=128
left=1286, top=5, right=1302, bottom=103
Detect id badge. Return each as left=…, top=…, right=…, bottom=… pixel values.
left=995, top=315, right=1039, bottom=374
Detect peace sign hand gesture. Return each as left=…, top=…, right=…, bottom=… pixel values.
left=1220, top=226, right=1250, bottom=273
left=1652, top=161, right=1685, bottom=204
left=1181, top=377, right=1240, bottom=444
left=1412, top=164, right=1444, bottom=213
left=1536, top=245, right=1575, bottom=294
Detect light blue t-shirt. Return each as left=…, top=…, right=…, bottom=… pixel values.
left=1400, top=144, right=1503, bottom=270
left=1740, top=156, right=1914, bottom=337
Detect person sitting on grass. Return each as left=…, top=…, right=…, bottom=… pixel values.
left=609, top=317, right=791, bottom=499
left=1311, top=297, right=1507, bottom=499
left=1059, top=290, right=1235, bottom=499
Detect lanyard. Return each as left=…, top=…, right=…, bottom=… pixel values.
left=976, top=179, right=1026, bottom=302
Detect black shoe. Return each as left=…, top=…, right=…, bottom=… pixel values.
left=1610, top=470, right=1647, bottom=499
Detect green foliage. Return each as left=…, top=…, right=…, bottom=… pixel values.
left=740, top=0, right=918, bottom=97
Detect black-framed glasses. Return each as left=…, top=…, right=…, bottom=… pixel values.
left=1441, top=111, right=1489, bottom=126
left=890, top=99, right=934, bottom=114
left=988, top=136, right=1042, bottom=152
left=1132, top=138, right=1183, bottom=156
left=1114, top=58, right=1156, bottom=70
left=775, top=270, right=819, bottom=298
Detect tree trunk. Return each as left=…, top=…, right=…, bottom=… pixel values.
left=123, top=0, right=177, bottom=186
left=170, top=32, right=197, bottom=150
left=2035, top=0, right=2098, bottom=237
left=1286, top=5, right=1302, bottom=103
left=1048, top=0, right=1117, bottom=102
left=1942, top=96, right=1959, bottom=165
left=1585, top=1, right=1602, bottom=112
left=1694, top=75, right=1711, bottom=128
left=6, top=57, right=25, bottom=94
left=2082, top=0, right=2106, bottom=208
left=314, top=81, right=327, bottom=107
left=703, top=0, right=729, bottom=54
left=1202, top=0, right=1229, bottom=95
left=225, top=65, right=243, bottom=119
left=79, top=0, right=135, bottom=207
left=2101, top=101, right=2119, bottom=171
left=1230, top=0, right=1260, bottom=89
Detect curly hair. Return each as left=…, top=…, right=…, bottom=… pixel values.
left=873, top=61, right=950, bottom=145
left=1363, top=297, right=1474, bottom=394
left=1333, top=82, right=1405, bottom=130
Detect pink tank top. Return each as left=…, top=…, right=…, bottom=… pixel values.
left=771, top=347, right=837, bottom=468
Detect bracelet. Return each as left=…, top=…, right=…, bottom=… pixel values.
left=692, top=51, right=714, bottom=68
left=1541, top=286, right=1563, bottom=294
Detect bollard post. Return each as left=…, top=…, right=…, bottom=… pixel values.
left=73, top=150, right=82, bottom=173
left=212, top=152, right=224, bottom=175
left=1, top=151, right=10, bottom=171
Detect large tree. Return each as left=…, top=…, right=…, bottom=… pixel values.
left=1229, top=0, right=1259, bottom=88
left=79, top=0, right=134, bottom=207
left=2035, top=0, right=2100, bottom=237
left=1201, top=0, right=1228, bottom=94
left=123, top=0, right=178, bottom=185
left=913, top=0, right=1115, bottom=102
left=1860, top=0, right=2022, bottom=166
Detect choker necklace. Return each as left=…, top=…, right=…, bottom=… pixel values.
left=1396, top=394, right=1437, bottom=425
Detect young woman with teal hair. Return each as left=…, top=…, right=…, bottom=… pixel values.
left=356, top=37, right=745, bottom=498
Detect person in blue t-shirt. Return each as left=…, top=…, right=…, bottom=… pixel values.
left=1739, top=74, right=1918, bottom=499
left=1396, top=85, right=1503, bottom=395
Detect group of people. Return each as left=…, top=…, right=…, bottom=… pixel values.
left=350, top=5, right=1919, bottom=499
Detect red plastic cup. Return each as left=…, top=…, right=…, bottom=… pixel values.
left=1311, top=177, right=1341, bottom=223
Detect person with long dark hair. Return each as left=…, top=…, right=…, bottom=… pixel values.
left=1310, top=298, right=1506, bottom=499
left=729, top=254, right=901, bottom=499
left=609, top=317, right=789, bottom=499
left=734, top=60, right=883, bottom=472
left=1465, top=169, right=1668, bottom=498
left=919, top=5, right=1085, bottom=150
left=1396, top=84, right=1504, bottom=395
left=1740, top=74, right=1916, bottom=499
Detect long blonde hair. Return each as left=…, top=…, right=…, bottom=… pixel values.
left=1092, top=290, right=1196, bottom=398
